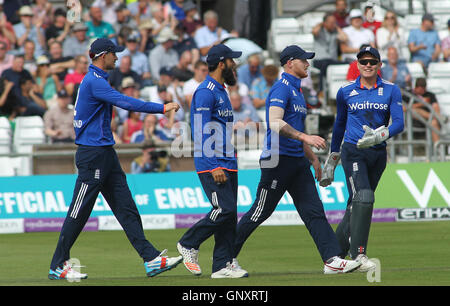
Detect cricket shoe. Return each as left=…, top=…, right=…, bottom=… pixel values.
left=211, top=262, right=249, bottom=279
left=144, top=249, right=183, bottom=277
left=231, top=258, right=250, bottom=277
left=177, top=242, right=202, bottom=276
left=323, top=256, right=361, bottom=274
left=355, top=254, right=376, bottom=272
left=48, top=261, right=88, bottom=280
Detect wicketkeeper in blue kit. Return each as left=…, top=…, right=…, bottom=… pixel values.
left=320, top=46, right=404, bottom=271
left=48, top=38, right=182, bottom=280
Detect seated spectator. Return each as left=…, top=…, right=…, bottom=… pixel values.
left=408, top=14, right=441, bottom=71
left=230, top=90, right=260, bottom=128
left=381, top=46, right=411, bottom=90
left=108, top=55, right=143, bottom=90
left=117, top=31, right=152, bottom=84
left=148, top=27, right=179, bottom=81
left=181, top=1, right=203, bottom=36
left=153, top=85, right=177, bottom=141
left=332, top=0, right=349, bottom=28
left=237, top=53, right=263, bottom=89
left=115, top=76, right=141, bottom=124
left=86, top=6, right=115, bottom=39
left=92, top=0, right=120, bottom=25
left=341, top=9, right=375, bottom=62
left=346, top=45, right=382, bottom=81
left=173, top=22, right=200, bottom=63
left=122, top=110, right=143, bottom=144
left=151, top=3, right=176, bottom=40
left=164, top=0, right=186, bottom=22
left=376, top=11, right=406, bottom=61
left=1, top=55, right=34, bottom=103
left=128, top=0, right=154, bottom=23
left=0, top=77, right=15, bottom=119
left=158, top=67, right=185, bottom=122
left=0, top=41, right=13, bottom=76
left=411, top=77, right=443, bottom=144
left=48, top=41, right=75, bottom=84
left=64, top=55, right=89, bottom=103
left=114, top=3, right=138, bottom=34
left=43, top=89, right=75, bottom=143
left=62, top=23, right=90, bottom=58
left=441, top=19, right=450, bottom=62
left=13, top=5, right=46, bottom=58
left=138, top=18, right=156, bottom=53
left=183, top=60, right=208, bottom=107
left=194, top=10, right=232, bottom=58
left=312, top=12, right=348, bottom=95
left=16, top=75, right=47, bottom=117
left=23, top=40, right=38, bottom=77
left=131, top=140, right=170, bottom=174
left=45, top=8, right=71, bottom=44
left=130, top=113, right=165, bottom=144
left=0, top=7, right=16, bottom=51
left=362, top=3, right=382, bottom=35
left=250, top=64, right=278, bottom=110
left=31, top=0, right=53, bottom=30
left=171, top=49, right=194, bottom=82
left=35, top=55, right=61, bottom=108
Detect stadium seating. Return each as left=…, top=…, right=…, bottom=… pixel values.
left=325, top=64, right=350, bottom=100
left=393, top=0, right=425, bottom=15
left=428, top=62, right=450, bottom=79
left=0, top=117, right=11, bottom=154
left=268, top=18, right=302, bottom=53
left=405, top=62, right=425, bottom=80
left=426, top=0, right=450, bottom=14
left=13, top=116, right=46, bottom=154
left=426, top=78, right=450, bottom=94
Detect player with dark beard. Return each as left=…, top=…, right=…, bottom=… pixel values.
left=175, top=44, right=249, bottom=278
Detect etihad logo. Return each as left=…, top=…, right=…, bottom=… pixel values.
left=348, top=101, right=388, bottom=111
left=218, top=109, right=233, bottom=117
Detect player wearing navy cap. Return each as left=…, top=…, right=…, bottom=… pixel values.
left=233, top=45, right=361, bottom=274
left=48, top=38, right=182, bottom=280
left=320, top=46, right=404, bottom=271
left=176, top=44, right=250, bottom=278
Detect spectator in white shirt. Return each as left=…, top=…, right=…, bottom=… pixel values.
left=183, top=60, right=208, bottom=107
left=194, top=10, right=232, bottom=58
left=340, top=9, right=375, bottom=62
left=376, top=11, right=406, bottom=60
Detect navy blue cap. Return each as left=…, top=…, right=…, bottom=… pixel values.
left=280, top=45, right=315, bottom=66
left=357, top=46, right=381, bottom=61
left=89, top=38, right=125, bottom=59
left=206, top=44, right=242, bottom=65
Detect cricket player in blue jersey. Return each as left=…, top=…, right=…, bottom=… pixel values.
left=233, top=45, right=361, bottom=274
left=48, top=38, right=182, bottom=280
left=176, top=44, right=249, bottom=278
left=320, top=46, right=404, bottom=271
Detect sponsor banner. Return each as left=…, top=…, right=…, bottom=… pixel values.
left=98, top=214, right=175, bottom=231
left=375, top=162, right=450, bottom=209
left=397, top=207, right=450, bottom=221
left=24, top=217, right=98, bottom=232
left=0, top=218, right=24, bottom=234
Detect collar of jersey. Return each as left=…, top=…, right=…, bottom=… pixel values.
left=281, top=72, right=301, bottom=90
left=355, top=75, right=382, bottom=90
left=89, top=64, right=109, bottom=80
left=205, top=75, right=226, bottom=91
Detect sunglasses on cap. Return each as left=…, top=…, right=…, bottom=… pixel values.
left=358, top=59, right=379, bottom=66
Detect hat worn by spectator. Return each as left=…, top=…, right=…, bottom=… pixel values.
left=357, top=46, right=381, bottom=61
left=206, top=44, right=242, bottom=65
left=139, top=19, right=154, bottom=31
left=89, top=38, right=125, bottom=59
left=183, top=1, right=197, bottom=12
left=127, top=31, right=140, bottom=42
left=57, top=89, right=70, bottom=98
left=36, top=55, right=50, bottom=66
left=156, top=27, right=178, bottom=44
left=422, top=13, right=435, bottom=23
left=73, top=23, right=88, bottom=32
left=19, top=5, right=33, bottom=16
left=349, top=8, right=363, bottom=19
left=279, top=45, right=315, bottom=66
left=159, top=66, right=173, bottom=77
left=121, top=77, right=137, bottom=89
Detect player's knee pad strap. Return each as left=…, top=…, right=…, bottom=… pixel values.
left=353, top=189, right=374, bottom=205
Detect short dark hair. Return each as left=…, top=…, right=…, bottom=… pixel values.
left=415, top=77, right=427, bottom=88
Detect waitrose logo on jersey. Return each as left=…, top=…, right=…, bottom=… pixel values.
left=348, top=101, right=388, bottom=111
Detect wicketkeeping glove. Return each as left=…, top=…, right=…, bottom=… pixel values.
left=357, top=125, right=389, bottom=149
left=319, top=152, right=341, bottom=187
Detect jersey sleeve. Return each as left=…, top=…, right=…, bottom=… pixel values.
left=267, top=84, right=290, bottom=109
left=191, top=88, right=220, bottom=171
left=388, top=85, right=405, bottom=137
left=330, top=87, right=348, bottom=152
left=92, top=78, right=164, bottom=114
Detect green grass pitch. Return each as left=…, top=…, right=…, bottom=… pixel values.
left=1, top=221, right=449, bottom=286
